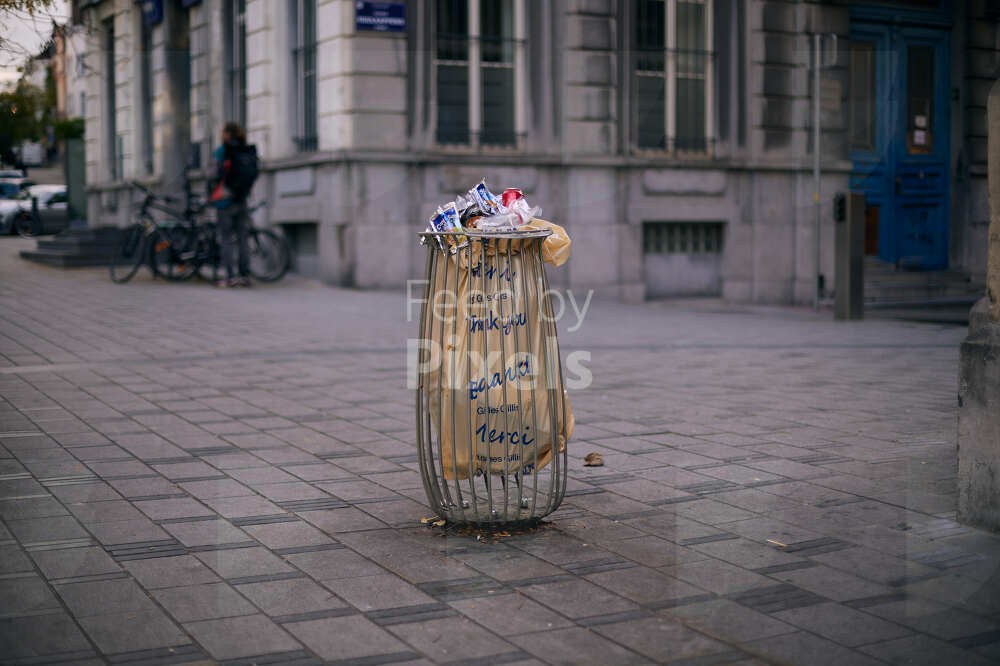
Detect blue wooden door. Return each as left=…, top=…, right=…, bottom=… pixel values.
left=849, top=24, right=950, bottom=269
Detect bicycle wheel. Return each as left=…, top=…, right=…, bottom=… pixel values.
left=248, top=229, right=291, bottom=282
left=14, top=211, right=41, bottom=238
left=149, top=225, right=198, bottom=281
left=110, top=224, right=147, bottom=283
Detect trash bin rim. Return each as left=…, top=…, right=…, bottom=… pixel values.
left=417, top=228, right=553, bottom=240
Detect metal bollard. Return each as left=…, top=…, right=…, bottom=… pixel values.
left=834, top=192, right=865, bottom=320
left=415, top=229, right=569, bottom=526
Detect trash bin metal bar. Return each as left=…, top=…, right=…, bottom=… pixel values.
left=416, top=246, right=439, bottom=514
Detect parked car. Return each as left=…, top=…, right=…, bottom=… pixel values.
left=0, top=169, right=27, bottom=179
left=0, top=178, right=37, bottom=200
left=0, top=185, right=68, bottom=236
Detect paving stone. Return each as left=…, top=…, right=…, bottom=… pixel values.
left=665, top=598, right=797, bottom=643
left=178, top=479, right=252, bottom=500
left=6, top=515, right=90, bottom=543
left=66, top=500, right=146, bottom=525
left=284, top=547, right=385, bottom=581
left=201, top=495, right=285, bottom=519
left=78, top=609, right=189, bottom=654
left=451, top=593, right=574, bottom=635
left=770, top=564, right=895, bottom=603
left=592, top=615, right=734, bottom=663
left=106, top=476, right=184, bottom=498
left=48, top=482, right=122, bottom=503
left=602, top=535, right=708, bottom=568
left=773, top=601, right=912, bottom=647
left=298, top=507, right=387, bottom=533
left=0, top=496, right=68, bottom=520
left=661, top=558, right=776, bottom=596
left=55, top=578, right=156, bottom=617
left=516, top=579, right=637, bottom=619
left=323, top=573, right=436, bottom=612
left=387, top=616, right=518, bottom=662
left=134, top=497, right=216, bottom=521
left=183, top=614, right=302, bottom=660
left=162, top=519, right=251, bottom=547
left=0, top=576, right=62, bottom=616
left=236, top=577, right=349, bottom=617
left=87, top=518, right=171, bottom=545
left=585, top=566, right=709, bottom=606
left=0, top=545, right=33, bottom=574
left=242, top=521, right=333, bottom=549
left=0, top=612, right=93, bottom=658
left=285, top=615, right=413, bottom=661
left=152, top=582, right=258, bottom=622
left=30, top=546, right=121, bottom=579
left=517, top=626, right=650, bottom=665
left=195, top=546, right=295, bottom=579
left=862, top=597, right=1000, bottom=641
left=742, top=630, right=887, bottom=666
left=124, top=555, right=221, bottom=589
left=859, top=634, right=995, bottom=666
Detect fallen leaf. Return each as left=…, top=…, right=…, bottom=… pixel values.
left=421, top=516, right=440, bottom=524
left=766, top=539, right=787, bottom=548
left=583, top=452, right=604, bottom=467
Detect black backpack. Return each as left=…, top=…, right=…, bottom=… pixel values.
left=224, top=143, right=259, bottom=198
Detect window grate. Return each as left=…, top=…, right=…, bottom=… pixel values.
left=643, top=222, right=724, bottom=254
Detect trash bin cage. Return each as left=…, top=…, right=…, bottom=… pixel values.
left=415, top=229, right=570, bottom=525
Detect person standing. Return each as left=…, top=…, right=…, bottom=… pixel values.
left=211, top=122, right=259, bottom=287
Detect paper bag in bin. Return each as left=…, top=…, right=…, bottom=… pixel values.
left=426, top=220, right=574, bottom=480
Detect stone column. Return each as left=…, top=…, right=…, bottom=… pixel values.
left=957, top=77, right=1000, bottom=532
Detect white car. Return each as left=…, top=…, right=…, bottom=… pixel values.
left=0, top=178, right=36, bottom=200
left=0, top=185, right=68, bottom=236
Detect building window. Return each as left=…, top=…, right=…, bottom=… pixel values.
left=139, top=18, right=154, bottom=174
left=79, top=91, right=86, bottom=118
left=104, top=17, right=117, bottom=179
left=434, top=0, right=526, bottom=147
left=634, top=0, right=714, bottom=154
left=849, top=41, right=875, bottom=152
left=224, top=0, right=247, bottom=127
left=290, top=0, right=317, bottom=152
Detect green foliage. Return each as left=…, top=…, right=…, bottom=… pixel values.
left=54, top=116, right=85, bottom=140
left=0, top=80, right=44, bottom=164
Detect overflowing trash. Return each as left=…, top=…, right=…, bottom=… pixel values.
left=424, top=179, right=543, bottom=248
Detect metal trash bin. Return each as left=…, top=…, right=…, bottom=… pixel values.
left=415, top=229, right=570, bottom=525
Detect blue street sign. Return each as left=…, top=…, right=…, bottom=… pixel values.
left=139, top=0, right=163, bottom=25
left=355, top=1, right=406, bottom=32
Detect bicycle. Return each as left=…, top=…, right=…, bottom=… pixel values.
left=109, top=181, right=194, bottom=283
left=13, top=210, right=40, bottom=238
left=180, top=201, right=291, bottom=284
left=111, top=179, right=291, bottom=285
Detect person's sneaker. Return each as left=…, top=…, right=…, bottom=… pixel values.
left=216, top=279, right=230, bottom=288
left=228, top=277, right=243, bottom=288
left=238, top=276, right=252, bottom=287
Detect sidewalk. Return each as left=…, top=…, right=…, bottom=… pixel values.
left=1, top=238, right=998, bottom=665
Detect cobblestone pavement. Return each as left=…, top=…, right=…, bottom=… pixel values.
left=1, top=238, right=999, bottom=666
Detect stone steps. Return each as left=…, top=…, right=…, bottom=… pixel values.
left=19, top=227, right=121, bottom=268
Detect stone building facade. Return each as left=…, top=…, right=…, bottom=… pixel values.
left=72, top=0, right=999, bottom=303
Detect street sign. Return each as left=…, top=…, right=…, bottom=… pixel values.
left=139, top=0, right=163, bottom=26
left=355, top=1, right=406, bottom=33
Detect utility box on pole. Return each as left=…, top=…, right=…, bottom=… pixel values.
left=834, top=192, right=865, bottom=320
